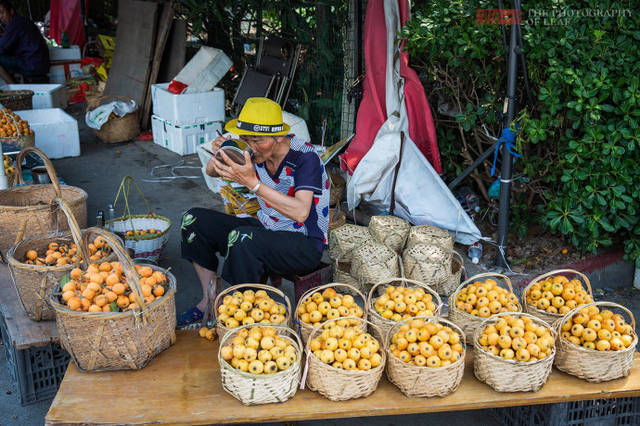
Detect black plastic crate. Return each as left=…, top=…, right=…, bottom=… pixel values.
left=0, top=310, right=70, bottom=405
left=492, top=397, right=640, bottom=426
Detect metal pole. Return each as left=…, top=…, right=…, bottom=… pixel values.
left=495, top=1, right=520, bottom=268
left=448, top=142, right=498, bottom=190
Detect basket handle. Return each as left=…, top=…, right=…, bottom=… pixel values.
left=295, top=282, right=368, bottom=319
left=367, top=277, right=443, bottom=314
left=555, top=301, right=636, bottom=335
left=454, top=272, right=514, bottom=297
left=451, top=250, right=466, bottom=281
left=113, top=175, right=155, bottom=216
left=213, top=283, right=292, bottom=324
left=15, top=147, right=62, bottom=198
left=385, top=315, right=467, bottom=351
left=81, top=226, right=146, bottom=312
left=523, top=269, right=593, bottom=300
left=55, top=198, right=91, bottom=268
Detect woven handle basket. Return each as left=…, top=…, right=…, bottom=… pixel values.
left=350, top=241, right=400, bottom=291
left=214, top=283, right=292, bottom=339
left=332, top=251, right=362, bottom=292
left=473, top=312, right=556, bottom=392
left=294, top=282, right=367, bottom=345
left=219, top=324, right=303, bottom=405
left=304, top=316, right=386, bottom=401
left=448, top=272, right=520, bottom=344
left=367, top=277, right=443, bottom=345
left=435, top=251, right=465, bottom=297
left=406, top=224, right=454, bottom=251
left=368, top=215, right=410, bottom=253
left=402, top=243, right=452, bottom=287
left=50, top=225, right=177, bottom=372
left=385, top=316, right=466, bottom=397
left=553, top=301, right=637, bottom=382
left=522, top=269, right=593, bottom=325
left=328, top=223, right=371, bottom=262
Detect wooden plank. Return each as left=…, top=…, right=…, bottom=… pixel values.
left=103, top=0, right=158, bottom=108
left=46, top=331, right=640, bottom=425
left=0, top=264, right=59, bottom=350
left=140, top=3, right=175, bottom=130
left=157, top=19, right=186, bottom=84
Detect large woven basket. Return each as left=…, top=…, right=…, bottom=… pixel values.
left=294, top=282, right=367, bottom=344
left=368, top=215, right=410, bottom=253
left=328, top=224, right=372, bottom=262
left=367, top=277, right=442, bottom=344
left=402, top=243, right=451, bottom=287
left=328, top=171, right=345, bottom=207
left=386, top=316, right=466, bottom=397
left=7, top=199, right=119, bottom=321
left=328, top=208, right=346, bottom=233
left=522, top=269, right=593, bottom=325
left=214, top=283, right=292, bottom=339
left=0, top=147, right=87, bottom=257
left=553, top=301, right=637, bottom=382
left=406, top=224, right=453, bottom=251
left=0, top=90, right=34, bottom=110
left=304, top=316, right=386, bottom=401
left=107, top=176, right=171, bottom=262
left=436, top=251, right=465, bottom=297
left=50, top=227, right=177, bottom=372
left=350, top=242, right=400, bottom=290
left=88, top=95, right=140, bottom=143
left=448, top=272, right=520, bottom=343
left=219, top=324, right=303, bottom=405
left=473, top=312, right=556, bottom=392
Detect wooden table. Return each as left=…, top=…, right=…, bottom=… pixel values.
left=46, top=331, right=640, bottom=425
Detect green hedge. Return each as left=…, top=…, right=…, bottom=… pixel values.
left=403, top=1, right=640, bottom=262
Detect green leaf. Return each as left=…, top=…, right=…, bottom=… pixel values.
left=59, top=274, right=71, bottom=291
left=109, top=302, right=120, bottom=313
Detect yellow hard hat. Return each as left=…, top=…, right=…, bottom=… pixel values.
left=225, top=97, right=291, bottom=136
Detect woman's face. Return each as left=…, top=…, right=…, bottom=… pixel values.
left=0, top=5, right=14, bottom=26
left=240, top=135, right=277, bottom=163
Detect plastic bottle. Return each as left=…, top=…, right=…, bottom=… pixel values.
left=96, top=210, right=104, bottom=228
left=107, top=204, right=115, bottom=231
left=468, top=241, right=483, bottom=264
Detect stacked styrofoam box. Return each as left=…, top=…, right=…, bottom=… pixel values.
left=15, top=109, right=80, bottom=159
left=151, top=116, right=222, bottom=156
left=2, top=84, right=67, bottom=109
left=173, top=47, right=232, bottom=94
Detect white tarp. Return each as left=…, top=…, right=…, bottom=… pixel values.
left=346, top=0, right=482, bottom=245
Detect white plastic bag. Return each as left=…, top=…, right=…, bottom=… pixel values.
left=85, top=99, right=137, bottom=130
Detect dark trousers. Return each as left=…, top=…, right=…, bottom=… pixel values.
left=180, top=208, right=322, bottom=285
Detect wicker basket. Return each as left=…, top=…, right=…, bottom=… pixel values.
left=328, top=208, right=346, bottom=233
left=328, top=171, right=345, bottom=207
left=294, top=282, right=367, bottom=344
left=522, top=269, right=593, bottom=325
left=214, top=283, right=292, bottom=339
left=473, top=312, right=556, bottom=392
left=328, top=224, right=372, bottom=262
left=386, top=316, right=466, bottom=397
left=406, top=224, right=453, bottom=251
left=0, top=147, right=87, bottom=257
left=7, top=198, right=119, bottom=321
left=107, top=176, right=171, bottom=262
left=304, top=316, right=386, bottom=401
left=436, top=251, right=465, bottom=297
left=368, top=215, right=410, bottom=253
left=332, top=251, right=361, bottom=291
left=448, top=272, right=521, bottom=343
left=553, top=301, right=637, bottom=382
left=89, top=95, right=140, bottom=143
left=0, top=90, right=34, bottom=110
left=50, top=227, right=177, bottom=372
left=350, top=241, right=400, bottom=290
left=367, top=277, right=442, bottom=344
left=402, top=243, right=451, bottom=287
left=219, top=324, right=303, bottom=405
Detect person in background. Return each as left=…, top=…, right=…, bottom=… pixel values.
left=0, top=0, right=49, bottom=83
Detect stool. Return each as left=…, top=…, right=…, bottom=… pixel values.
left=265, top=262, right=332, bottom=303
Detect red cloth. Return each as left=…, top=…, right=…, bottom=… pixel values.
left=340, top=0, right=441, bottom=174
left=50, top=0, right=85, bottom=48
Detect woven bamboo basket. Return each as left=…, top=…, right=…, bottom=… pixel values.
left=473, top=312, right=556, bottom=392
left=294, top=282, right=367, bottom=344
left=522, top=269, right=593, bottom=325
left=328, top=208, right=346, bottom=233
left=386, top=316, right=466, bottom=397
left=219, top=324, right=303, bottom=405
left=553, top=301, right=637, bottom=382
left=406, top=224, right=454, bottom=251
left=0, top=147, right=87, bottom=257
left=107, top=176, right=171, bottom=262
left=350, top=242, right=400, bottom=291
left=328, top=171, right=345, bottom=207
left=332, top=251, right=361, bottom=291
left=304, top=316, right=386, bottom=401
left=448, top=273, right=521, bottom=343
left=50, top=227, right=177, bottom=372
left=7, top=198, right=119, bottom=321
left=436, top=251, right=465, bottom=297
left=402, top=243, right=451, bottom=287
left=368, top=215, right=410, bottom=253
left=89, top=95, right=140, bottom=143
left=367, top=277, right=442, bottom=344
left=214, top=283, right=292, bottom=339
left=328, top=223, right=371, bottom=262
left=0, top=90, right=34, bottom=110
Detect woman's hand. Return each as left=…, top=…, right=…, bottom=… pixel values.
left=213, top=150, right=259, bottom=189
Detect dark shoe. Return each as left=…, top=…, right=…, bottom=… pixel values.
left=177, top=306, right=204, bottom=328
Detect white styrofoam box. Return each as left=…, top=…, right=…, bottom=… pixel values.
left=175, top=47, right=232, bottom=94
left=282, top=111, right=311, bottom=142
left=48, top=45, right=81, bottom=61
left=151, top=83, right=224, bottom=125
left=1, top=84, right=67, bottom=109
left=48, top=63, right=82, bottom=84
left=152, top=115, right=222, bottom=156
left=15, top=108, right=80, bottom=159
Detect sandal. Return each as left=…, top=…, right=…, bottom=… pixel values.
left=177, top=306, right=204, bottom=328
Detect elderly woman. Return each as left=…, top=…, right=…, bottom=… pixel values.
left=178, top=97, right=330, bottom=327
